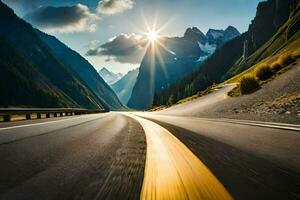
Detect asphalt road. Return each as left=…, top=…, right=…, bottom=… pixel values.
left=135, top=113, right=300, bottom=200
left=0, top=113, right=146, bottom=200
left=0, top=112, right=299, bottom=200
left=156, top=84, right=236, bottom=116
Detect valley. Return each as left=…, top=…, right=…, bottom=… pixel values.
left=0, top=0, right=299, bottom=199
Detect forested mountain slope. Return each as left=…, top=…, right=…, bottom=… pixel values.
left=37, top=31, right=124, bottom=110
left=0, top=1, right=105, bottom=109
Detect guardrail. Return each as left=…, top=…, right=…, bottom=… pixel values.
left=0, top=108, right=107, bottom=122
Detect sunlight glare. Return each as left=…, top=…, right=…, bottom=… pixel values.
left=147, top=31, right=158, bottom=42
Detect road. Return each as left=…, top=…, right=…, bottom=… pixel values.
left=0, top=113, right=146, bottom=200
left=156, top=84, right=236, bottom=116
left=0, top=112, right=299, bottom=200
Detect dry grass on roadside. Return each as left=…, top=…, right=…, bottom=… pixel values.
left=239, top=76, right=260, bottom=94
left=277, top=53, right=296, bottom=66
left=255, top=64, right=274, bottom=80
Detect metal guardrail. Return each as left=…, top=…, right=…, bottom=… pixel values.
left=0, top=108, right=106, bottom=122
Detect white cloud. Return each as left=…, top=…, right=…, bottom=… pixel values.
left=97, top=0, right=134, bottom=15
left=24, top=4, right=100, bottom=33
left=86, top=33, right=147, bottom=64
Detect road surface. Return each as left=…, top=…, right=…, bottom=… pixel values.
left=0, top=113, right=146, bottom=200
left=0, top=112, right=299, bottom=200
left=156, top=84, right=236, bottom=116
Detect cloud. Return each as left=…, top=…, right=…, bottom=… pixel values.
left=97, top=0, right=134, bottom=15
left=86, top=33, right=147, bottom=64
left=24, top=4, right=100, bottom=33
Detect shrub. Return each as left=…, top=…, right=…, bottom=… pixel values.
left=167, top=95, right=175, bottom=106
left=278, top=54, right=296, bottom=66
left=256, top=64, right=274, bottom=80
left=271, top=62, right=283, bottom=72
left=239, top=76, right=260, bottom=94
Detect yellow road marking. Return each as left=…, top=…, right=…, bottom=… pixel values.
left=127, top=114, right=233, bottom=200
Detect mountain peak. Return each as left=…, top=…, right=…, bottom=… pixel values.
left=184, top=27, right=207, bottom=44
left=224, top=26, right=240, bottom=35
left=206, top=29, right=224, bottom=39
left=99, top=67, right=123, bottom=85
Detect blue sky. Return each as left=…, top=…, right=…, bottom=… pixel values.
left=4, top=0, right=264, bottom=74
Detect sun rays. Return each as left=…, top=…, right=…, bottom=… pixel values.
left=126, top=13, right=176, bottom=97
left=147, top=31, right=159, bottom=42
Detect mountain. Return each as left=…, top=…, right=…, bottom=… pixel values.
left=0, top=1, right=107, bottom=109
left=36, top=31, right=124, bottom=110
left=206, top=26, right=240, bottom=46
left=111, top=68, right=139, bottom=105
left=99, top=67, right=123, bottom=85
left=153, top=34, right=246, bottom=107
left=128, top=26, right=240, bottom=110
left=127, top=36, right=203, bottom=110
left=184, top=27, right=207, bottom=44
left=153, top=0, right=299, bottom=107
left=0, top=37, right=76, bottom=108
left=244, top=0, right=293, bottom=57
left=224, top=0, right=295, bottom=77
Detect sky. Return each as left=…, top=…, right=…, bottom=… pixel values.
left=3, top=0, right=264, bottom=74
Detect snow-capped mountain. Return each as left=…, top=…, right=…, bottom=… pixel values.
left=206, top=26, right=240, bottom=46
left=184, top=27, right=207, bottom=44
left=187, top=26, right=241, bottom=61
left=128, top=25, right=240, bottom=109
left=98, top=67, right=123, bottom=85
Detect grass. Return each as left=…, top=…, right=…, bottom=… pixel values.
left=239, top=76, right=260, bottom=94
left=150, top=85, right=216, bottom=111
left=229, top=52, right=298, bottom=97
left=277, top=54, right=296, bottom=66
left=177, top=86, right=214, bottom=104
left=256, top=64, right=274, bottom=80
left=271, top=62, right=283, bottom=72
left=149, top=105, right=167, bottom=112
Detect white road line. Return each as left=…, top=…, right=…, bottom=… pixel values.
left=135, top=113, right=300, bottom=132
left=201, top=118, right=300, bottom=131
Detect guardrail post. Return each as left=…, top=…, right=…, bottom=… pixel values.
left=46, top=113, right=50, bottom=118
left=54, top=113, right=58, bottom=117
left=37, top=113, right=41, bottom=119
left=3, top=115, right=11, bottom=122
left=26, top=114, right=31, bottom=120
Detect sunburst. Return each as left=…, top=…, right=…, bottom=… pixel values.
left=147, top=31, right=159, bottom=42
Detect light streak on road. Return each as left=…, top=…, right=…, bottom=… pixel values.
left=127, top=114, right=233, bottom=200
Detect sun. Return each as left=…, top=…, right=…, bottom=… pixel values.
left=147, top=31, right=158, bottom=42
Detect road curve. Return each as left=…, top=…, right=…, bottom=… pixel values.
left=125, top=113, right=233, bottom=200
left=0, top=112, right=299, bottom=200
left=156, top=84, right=236, bottom=116
left=135, top=112, right=300, bottom=200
